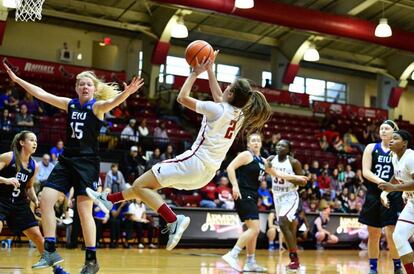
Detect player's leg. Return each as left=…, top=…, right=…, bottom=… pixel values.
left=393, top=202, right=414, bottom=274
left=385, top=225, right=403, bottom=274
left=0, top=220, right=3, bottom=233
left=77, top=195, right=99, bottom=274
left=315, top=231, right=326, bottom=250
left=367, top=226, right=382, bottom=273
left=32, top=187, right=63, bottom=269
left=23, top=226, right=44, bottom=253
left=244, top=220, right=267, bottom=272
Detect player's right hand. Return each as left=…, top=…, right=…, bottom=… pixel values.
left=4, top=177, right=20, bottom=188
left=3, top=62, right=18, bottom=82
left=232, top=185, right=242, bottom=200
left=380, top=191, right=390, bottom=208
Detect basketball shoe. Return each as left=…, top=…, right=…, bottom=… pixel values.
left=162, top=215, right=191, bottom=251
left=243, top=262, right=267, bottom=272
left=80, top=261, right=99, bottom=274
left=86, top=188, right=113, bottom=214
left=32, top=250, right=64, bottom=269
left=222, top=252, right=242, bottom=272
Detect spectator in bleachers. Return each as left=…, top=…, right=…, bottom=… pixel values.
left=98, top=121, right=118, bottom=150
left=35, top=153, right=55, bottom=194
left=344, top=164, right=356, bottom=181
left=356, top=189, right=366, bottom=205
left=257, top=180, right=273, bottom=211
left=362, top=122, right=378, bottom=144
left=348, top=193, right=359, bottom=213
left=338, top=187, right=350, bottom=213
left=124, top=199, right=156, bottom=249
left=317, top=170, right=331, bottom=196
left=295, top=209, right=310, bottom=244
left=329, top=168, right=341, bottom=201
left=337, top=163, right=346, bottom=183
left=138, top=118, right=149, bottom=137
left=0, top=87, right=19, bottom=111
left=216, top=176, right=234, bottom=210
left=111, top=101, right=130, bottom=122
left=119, top=146, right=146, bottom=182
left=332, top=199, right=346, bottom=213
left=266, top=133, right=281, bottom=155
left=321, top=162, right=332, bottom=176
left=104, top=163, right=128, bottom=194
left=318, top=135, right=330, bottom=152
left=20, top=93, right=43, bottom=115
left=109, top=201, right=129, bottom=248
left=161, top=144, right=175, bottom=161
left=146, top=147, right=162, bottom=171
left=15, top=103, right=34, bottom=127
left=199, top=181, right=220, bottom=208
left=312, top=205, right=339, bottom=250
left=309, top=160, right=321, bottom=176
left=121, top=118, right=139, bottom=144
left=153, top=122, right=169, bottom=150
left=50, top=140, right=64, bottom=164
left=0, top=108, right=12, bottom=135
left=343, top=128, right=365, bottom=153
left=303, top=163, right=311, bottom=179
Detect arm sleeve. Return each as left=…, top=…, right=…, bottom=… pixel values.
left=195, top=101, right=224, bottom=121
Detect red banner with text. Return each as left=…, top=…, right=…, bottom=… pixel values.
left=313, top=101, right=388, bottom=120
left=172, top=75, right=310, bottom=107
left=1, top=55, right=126, bottom=82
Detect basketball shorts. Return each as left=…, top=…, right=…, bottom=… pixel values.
left=0, top=199, right=38, bottom=234
left=152, top=150, right=216, bottom=190
left=273, top=191, right=299, bottom=222
left=235, top=190, right=259, bottom=222
left=45, top=155, right=100, bottom=197
left=359, top=190, right=404, bottom=228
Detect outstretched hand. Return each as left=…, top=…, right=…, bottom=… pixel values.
left=3, top=62, right=18, bottom=82
left=206, top=50, right=219, bottom=71
left=123, top=77, right=144, bottom=95
left=192, top=56, right=212, bottom=76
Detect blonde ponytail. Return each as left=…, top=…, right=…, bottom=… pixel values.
left=76, top=71, right=120, bottom=101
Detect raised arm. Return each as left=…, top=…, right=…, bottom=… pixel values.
left=226, top=151, right=253, bottom=200
left=4, top=63, right=70, bottom=110
left=207, top=50, right=223, bottom=103
left=177, top=58, right=211, bottom=111
left=93, top=77, right=144, bottom=117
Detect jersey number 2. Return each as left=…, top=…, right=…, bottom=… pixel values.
left=224, top=120, right=237, bottom=139
left=70, top=122, right=84, bottom=139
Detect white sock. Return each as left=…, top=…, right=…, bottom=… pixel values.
left=230, top=246, right=242, bottom=258
left=247, top=254, right=255, bottom=264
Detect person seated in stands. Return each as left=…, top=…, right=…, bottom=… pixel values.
left=105, top=163, right=128, bottom=194
left=161, top=144, right=175, bottom=161
left=98, top=121, right=118, bottom=150
left=121, top=118, right=139, bottom=145
left=199, top=181, right=220, bottom=208
left=216, top=176, right=234, bottom=210
left=111, top=101, right=130, bottom=123
left=50, top=140, right=64, bottom=164
left=153, top=122, right=169, bottom=150
left=138, top=118, right=149, bottom=137
left=257, top=180, right=273, bottom=211
left=109, top=201, right=129, bottom=248
left=295, top=209, right=310, bottom=244
left=267, top=210, right=284, bottom=251
left=0, top=87, right=19, bottom=111
left=15, top=103, right=34, bottom=127
left=312, top=205, right=339, bottom=250
left=309, top=161, right=321, bottom=176
left=318, top=135, right=330, bottom=152
left=343, top=128, right=365, bottom=153
left=146, top=147, right=162, bottom=171
left=344, top=164, right=356, bottom=181
left=20, top=93, right=43, bottom=115
left=124, top=198, right=156, bottom=249
left=35, top=153, right=55, bottom=194
left=119, top=145, right=146, bottom=182
left=0, top=108, right=12, bottom=138
left=317, top=170, right=331, bottom=196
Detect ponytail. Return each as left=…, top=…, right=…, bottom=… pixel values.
left=10, top=130, right=33, bottom=172
left=76, top=71, right=120, bottom=101
left=241, top=90, right=272, bottom=137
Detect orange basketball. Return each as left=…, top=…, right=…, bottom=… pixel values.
left=185, top=40, right=214, bottom=67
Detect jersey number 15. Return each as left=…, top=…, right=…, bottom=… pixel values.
left=70, top=122, right=84, bottom=139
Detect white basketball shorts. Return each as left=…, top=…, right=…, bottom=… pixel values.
left=273, top=191, right=299, bottom=222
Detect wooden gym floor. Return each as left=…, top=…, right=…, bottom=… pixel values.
left=0, top=248, right=396, bottom=273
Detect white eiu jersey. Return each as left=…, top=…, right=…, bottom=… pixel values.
left=271, top=155, right=298, bottom=197
left=192, top=101, right=243, bottom=171
left=392, top=148, right=414, bottom=201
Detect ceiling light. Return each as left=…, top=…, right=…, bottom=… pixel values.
left=235, top=0, right=254, bottom=9
left=375, top=18, right=392, bottom=37
left=77, top=53, right=82, bottom=60
left=303, top=46, right=319, bottom=62
left=171, top=17, right=188, bottom=38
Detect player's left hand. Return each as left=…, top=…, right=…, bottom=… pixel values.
left=378, top=182, right=395, bottom=192
left=380, top=191, right=390, bottom=208
left=123, top=77, right=144, bottom=95
left=232, top=185, right=242, bottom=200
left=192, top=56, right=211, bottom=76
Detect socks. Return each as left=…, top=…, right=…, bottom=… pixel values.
left=107, top=192, right=124, bottom=203
left=85, top=246, right=97, bottom=262
left=393, top=259, right=402, bottom=271
left=230, top=245, right=242, bottom=258
left=369, top=258, right=378, bottom=273
left=44, top=237, right=56, bottom=252
left=404, top=263, right=414, bottom=274
left=247, top=254, right=255, bottom=264
left=157, top=203, right=177, bottom=223
left=289, top=248, right=299, bottom=262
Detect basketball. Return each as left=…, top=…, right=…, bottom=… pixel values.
left=185, top=40, right=214, bottom=67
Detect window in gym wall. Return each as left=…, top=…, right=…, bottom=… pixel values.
left=289, top=76, right=347, bottom=103
left=217, top=64, right=240, bottom=83
left=262, top=71, right=272, bottom=88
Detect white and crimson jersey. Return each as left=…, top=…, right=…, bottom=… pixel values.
left=151, top=100, right=243, bottom=190
left=271, top=155, right=298, bottom=197
left=392, top=149, right=414, bottom=201
left=191, top=101, right=243, bottom=170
